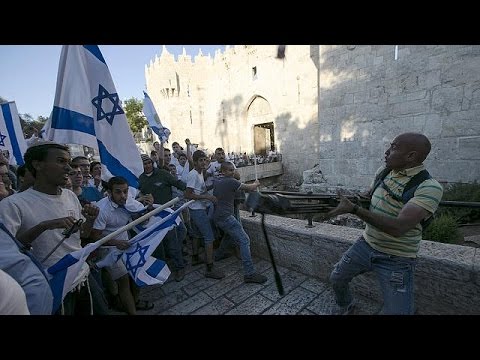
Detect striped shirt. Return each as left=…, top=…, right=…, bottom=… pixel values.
left=364, top=164, right=444, bottom=258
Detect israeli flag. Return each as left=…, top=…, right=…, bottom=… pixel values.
left=96, top=204, right=187, bottom=286
left=132, top=205, right=179, bottom=234
left=0, top=101, right=28, bottom=166
left=47, top=240, right=103, bottom=314
left=43, top=45, right=143, bottom=187
left=142, top=91, right=170, bottom=144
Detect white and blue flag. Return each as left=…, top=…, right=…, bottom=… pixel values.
left=43, top=45, right=143, bottom=187
left=142, top=91, right=170, bottom=144
left=96, top=204, right=187, bottom=286
left=47, top=241, right=102, bottom=314
left=0, top=101, right=27, bottom=166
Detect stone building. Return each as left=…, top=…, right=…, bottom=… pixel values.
left=145, top=45, right=480, bottom=191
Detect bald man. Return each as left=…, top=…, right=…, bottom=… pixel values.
left=326, top=133, right=443, bottom=315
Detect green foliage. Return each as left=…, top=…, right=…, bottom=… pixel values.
left=442, top=181, right=480, bottom=201
left=423, top=182, right=480, bottom=244
left=18, top=113, right=47, bottom=134
left=423, top=214, right=460, bottom=243
left=438, top=182, right=480, bottom=224
left=123, top=97, right=148, bottom=135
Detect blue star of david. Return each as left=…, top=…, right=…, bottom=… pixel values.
left=124, top=243, right=149, bottom=278
left=91, top=84, right=124, bottom=125
left=0, top=131, right=6, bottom=147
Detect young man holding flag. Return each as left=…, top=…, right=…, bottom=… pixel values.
left=0, top=142, right=106, bottom=314
left=89, top=176, right=155, bottom=314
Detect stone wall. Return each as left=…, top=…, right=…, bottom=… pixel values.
left=146, top=45, right=318, bottom=186
left=241, top=211, right=480, bottom=315
left=145, top=45, right=480, bottom=192
left=307, top=45, right=480, bottom=191
left=237, top=161, right=283, bottom=182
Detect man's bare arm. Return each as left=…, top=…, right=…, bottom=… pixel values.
left=326, top=196, right=430, bottom=237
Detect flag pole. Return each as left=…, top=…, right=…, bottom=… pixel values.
left=43, top=198, right=182, bottom=264
left=127, top=200, right=194, bottom=245
left=254, top=153, right=258, bottom=182
left=94, top=197, right=181, bottom=247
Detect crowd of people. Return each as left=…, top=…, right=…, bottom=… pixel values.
left=0, top=137, right=268, bottom=315
left=223, top=147, right=281, bottom=168
left=0, top=131, right=444, bottom=315
left=146, top=144, right=281, bottom=169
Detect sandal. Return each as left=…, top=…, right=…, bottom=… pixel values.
left=135, top=300, right=154, bottom=311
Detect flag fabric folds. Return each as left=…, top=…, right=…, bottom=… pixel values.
left=47, top=241, right=102, bottom=314
left=0, top=101, right=27, bottom=166
left=131, top=206, right=179, bottom=234
left=142, top=91, right=170, bottom=144
left=43, top=45, right=143, bottom=187
left=96, top=204, right=186, bottom=286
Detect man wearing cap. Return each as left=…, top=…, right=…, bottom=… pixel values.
left=138, top=153, right=188, bottom=281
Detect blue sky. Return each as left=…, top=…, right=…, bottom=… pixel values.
left=0, top=45, right=226, bottom=119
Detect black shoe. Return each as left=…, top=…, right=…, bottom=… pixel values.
left=205, top=265, right=225, bottom=279
left=244, top=273, right=268, bottom=284
left=174, top=268, right=185, bottom=282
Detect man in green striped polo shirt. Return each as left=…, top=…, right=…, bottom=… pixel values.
left=326, top=133, right=443, bottom=315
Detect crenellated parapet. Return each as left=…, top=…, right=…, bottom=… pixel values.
left=146, top=45, right=279, bottom=93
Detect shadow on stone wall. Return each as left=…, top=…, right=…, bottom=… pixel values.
left=213, top=95, right=243, bottom=154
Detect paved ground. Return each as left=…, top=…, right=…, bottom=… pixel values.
left=126, top=253, right=381, bottom=316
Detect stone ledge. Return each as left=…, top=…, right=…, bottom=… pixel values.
left=241, top=211, right=480, bottom=314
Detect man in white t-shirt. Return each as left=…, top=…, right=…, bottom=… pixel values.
left=0, top=142, right=100, bottom=315
left=185, top=150, right=224, bottom=279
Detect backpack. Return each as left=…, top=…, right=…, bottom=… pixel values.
left=369, top=167, right=433, bottom=229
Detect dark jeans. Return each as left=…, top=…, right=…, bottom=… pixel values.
left=152, top=223, right=187, bottom=270
left=329, top=237, right=417, bottom=315
left=55, top=273, right=108, bottom=315
left=89, top=268, right=110, bottom=315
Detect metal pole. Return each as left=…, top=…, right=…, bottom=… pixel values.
left=261, top=213, right=284, bottom=296
left=306, top=191, right=314, bottom=228
left=42, top=197, right=182, bottom=264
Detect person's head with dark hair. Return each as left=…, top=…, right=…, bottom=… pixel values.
left=23, top=142, right=70, bottom=178
left=192, top=150, right=207, bottom=163
left=141, top=154, right=154, bottom=174
left=89, top=161, right=101, bottom=173
left=172, top=142, right=183, bottom=155
left=220, top=161, right=236, bottom=177
left=163, top=148, right=172, bottom=166
left=214, top=148, right=226, bottom=163
left=168, top=163, right=177, bottom=177
left=178, top=152, right=187, bottom=167
left=16, top=164, right=35, bottom=192
left=71, top=156, right=90, bottom=178
left=192, top=150, right=209, bottom=172
left=106, top=176, right=129, bottom=206
left=69, top=163, right=83, bottom=190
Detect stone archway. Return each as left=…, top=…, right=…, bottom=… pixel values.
left=246, top=96, right=274, bottom=156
